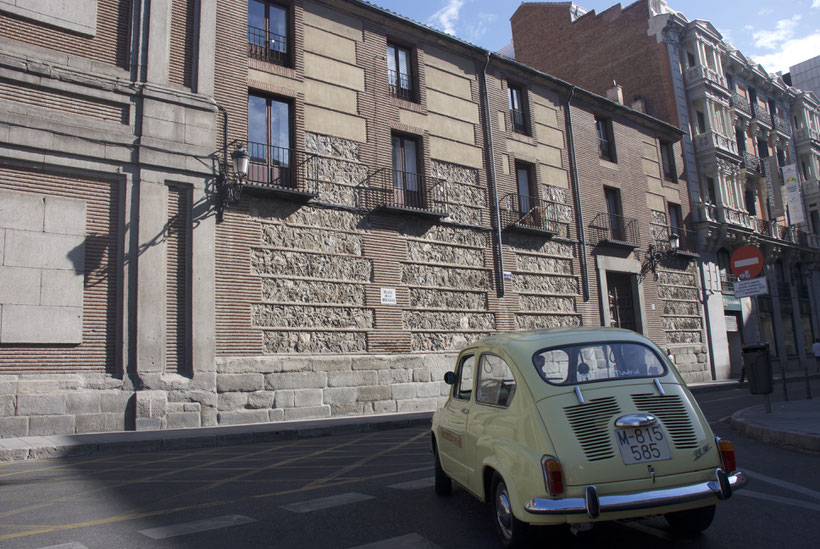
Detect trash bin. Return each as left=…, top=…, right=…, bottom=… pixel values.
left=742, top=343, right=773, bottom=395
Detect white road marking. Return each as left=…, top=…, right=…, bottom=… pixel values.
left=138, top=514, right=256, bottom=540
left=348, top=533, right=442, bottom=549
left=281, top=492, right=375, bottom=513
left=37, top=544, right=89, bottom=549
left=389, top=477, right=435, bottom=490
left=737, top=490, right=820, bottom=513
left=743, top=470, right=820, bottom=501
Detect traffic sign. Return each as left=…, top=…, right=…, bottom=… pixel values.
left=730, top=246, right=764, bottom=280
left=734, top=276, right=768, bottom=298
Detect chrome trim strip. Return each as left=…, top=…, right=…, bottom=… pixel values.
left=524, top=470, right=748, bottom=516
left=654, top=378, right=665, bottom=395
left=574, top=386, right=584, bottom=404
left=614, top=413, right=657, bottom=428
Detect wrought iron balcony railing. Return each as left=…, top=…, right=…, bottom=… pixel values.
left=772, top=116, right=790, bottom=135
left=694, top=131, right=738, bottom=155
left=729, top=92, right=751, bottom=115
left=652, top=223, right=698, bottom=257
left=248, top=25, right=289, bottom=66
left=387, top=69, right=415, bottom=102
left=246, top=143, right=319, bottom=198
left=499, top=193, right=567, bottom=237
left=750, top=104, right=771, bottom=126
left=361, top=169, right=449, bottom=218
left=589, top=212, right=640, bottom=248
left=509, top=108, right=526, bottom=134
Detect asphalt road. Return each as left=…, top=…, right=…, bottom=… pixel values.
left=0, top=379, right=818, bottom=549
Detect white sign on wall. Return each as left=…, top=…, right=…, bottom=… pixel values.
left=733, top=276, right=769, bottom=298
left=783, top=164, right=806, bottom=225
left=380, top=288, right=397, bottom=305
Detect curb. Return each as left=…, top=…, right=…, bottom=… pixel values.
left=0, top=412, right=434, bottom=462
left=730, top=404, right=820, bottom=454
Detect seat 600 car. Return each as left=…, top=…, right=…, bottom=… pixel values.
left=431, top=327, right=748, bottom=547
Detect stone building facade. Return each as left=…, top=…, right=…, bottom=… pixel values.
left=0, top=0, right=706, bottom=438
left=511, top=0, right=820, bottom=381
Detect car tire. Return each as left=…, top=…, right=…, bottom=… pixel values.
left=664, top=504, right=716, bottom=536
left=492, top=473, right=529, bottom=549
left=434, top=448, right=452, bottom=496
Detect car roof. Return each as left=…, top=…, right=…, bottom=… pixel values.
left=466, top=327, right=654, bottom=354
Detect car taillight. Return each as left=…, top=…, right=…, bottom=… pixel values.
left=716, top=437, right=736, bottom=472
left=542, top=456, right=564, bottom=495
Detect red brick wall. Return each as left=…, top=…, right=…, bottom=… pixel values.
left=169, top=0, right=195, bottom=88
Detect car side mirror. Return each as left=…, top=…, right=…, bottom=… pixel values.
left=443, top=371, right=457, bottom=385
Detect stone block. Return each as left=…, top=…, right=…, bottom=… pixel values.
left=217, top=409, right=269, bottom=426
left=0, top=304, right=82, bottom=344
left=284, top=405, right=330, bottom=421
left=217, top=374, right=265, bottom=393
left=327, top=371, right=378, bottom=387
left=16, top=379, right=59, bottom=394
left=201, top=408, right=218, bottom=426
left=172, top=390, right=217, bottom=409
left=323, top=387, right=357, bottom=405
left=16, top=393, right=66, bottom=416
left=183, top=403, right=201, bottom=413
left=29, top=414, right=75, bottom=436
left=217, top=392, right=247, bottom=411
left=0, top=189, right=44, bottom=231
left=0, top=266, right=40, bottom=305
left=135, top=390, right=166, bottom=418
left=43, top=195, right=86, bottom=236
left=265, top=372, right=327, bottom=390
left=378, top=369, right=412, bottom=384
left=0, top=375, right=17, bottom=395
left=373, top=400, right=397, bottom=414
left=331, top=403, right=365, bottom=416
left=357, top=385, right=390, bottom=402
left=247, top=391, right=275, bottom=409
left=0, top=416, right=28, bottom=438
left=309, top=356, right=353, bottom=372
left=397, top=398, right=438, bottom=413
left=75, top=413, right=121, bottom=433
left=40, top=269, right=84, bottom=307
left=412, top=367, right=431, bottom=382
left=101, top=391, right=134, bottom=414
left=166, top=412, right=201, bottom=429
left=268, top=409, right=285, bottom=422
left=0, top=394, right=14, bottom=416
left=416, top=382, right=443, bottom=398
left=136, top=418, right=162, bottom=431
left=293, top=389, right=323, bottom=407
left=392, top=383, right=417, bottom=400
left=3, top=230, right=84, bottom=270
left=66, top=392, right=100, bottom=414
left=274, top=390, right=294, bottom=408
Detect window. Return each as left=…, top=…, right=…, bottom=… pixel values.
left=696, top=110, right=706, bottom=134
left=757, top=137, right=769, bottom=159
left=455, top=354, right=475, bottom=400
left=595, top=115, right=616, bottom=161
left=745, top=190, right=757, bottom=215
left=668, top=202, right=683, bottom=237
left=515, top=162, right=536, bottom=216
left=705, top=176, right=717, bottom=203
left=476, top=354, right=516, bottom=407
left=387, top=43, right=414, bottom=101
left=392, top=133, right=422, bottom=208
left=508, top=84, right=528, bottom=134
left=736, top=128, right=746, bottom=154
left=811, top=210, right=820, bottom=236
left=717, top=249, right=731, bottom=286
left=604, top=186, right=624, bottom=240
left=776, top=147, right=786, bottom=167
left=533, top=342, right=666, bottom=386
left=248, top=1, right=289, bottom=66
left=660, top=140, right=676, bottom=181
left=687, top=51, right=696, bottom=68
left=248, top=93, right=293, bottom=187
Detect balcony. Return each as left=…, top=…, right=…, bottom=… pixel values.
left=589, top=212, right=640, bottom=249
left=772, top=116, right=790, bottom=136
left=509, top=108, right=527, bottom=134
left=500, top=193, right=567, bottom=237
left=750, top=104, right=771, bottom=129
left=794, top=127, right=820, bottom=148
left=361, top=169, right=449, bottom=219
left=763, top=220, right=798, bottom=244
left=741, top=151, right=762, bottom=174
left=652, top=224, right=699, bottom=258
left=803, top=177, right=820, bottom=199
left=245, top=143, right=319, bottom=201
left=729, top=92, right=751, bottom=116
left=387, top=69, right=415, bottom=102
left=684, top=64, right=728, bottom=90
left=720, top=206, right=756, bottom=230
left=693, top=131, right=738, bottom=157
left=248, top=25, right=289, bottom=66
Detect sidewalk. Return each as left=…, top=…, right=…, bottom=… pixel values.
left=1, top=376, right=818, bottom=462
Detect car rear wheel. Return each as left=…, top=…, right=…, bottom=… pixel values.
left=434, top=447, right=452, bottom=496
left=665, top=504, right=716, bottom=536
left=492, top=473, right=529, bottom=548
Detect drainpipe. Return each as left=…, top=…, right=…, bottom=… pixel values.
left=563, top=86, right=589, bottom=301
left=481, top=52, right=505, bottom=297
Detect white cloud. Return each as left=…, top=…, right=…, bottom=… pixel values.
left=752, top=15, right=801, bottom=50
left=465, top=12, right=496, bottom=42
left=813, top=0, right=820, bottom=8
left=750, top=32, right=820, bottom=74
left=757, top=8, right=774, bottom=16
left=429, top=0, right=464, bottom=36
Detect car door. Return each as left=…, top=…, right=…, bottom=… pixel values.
left=435, top=352, right=476, bottom=486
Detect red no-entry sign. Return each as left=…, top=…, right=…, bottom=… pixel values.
left=730, top=246, right=764, bottom=280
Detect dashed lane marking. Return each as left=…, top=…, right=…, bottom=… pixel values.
left=347, top=533, right=442, bottom=549
left=736, top=489, right=820, bottom=512
left=281, top=492, right=375, bottom=513
left=37, top=543, right=89, bottom=549
left=388, top=478, right=435, bottom=490
left=138, top=514, right=256, bottom=540
left=742, top=470, right=820, bottom=501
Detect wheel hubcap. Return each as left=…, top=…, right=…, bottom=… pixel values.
left=495, top=484, right=513, bottom=539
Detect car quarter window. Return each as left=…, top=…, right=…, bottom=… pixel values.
left=476, top=354, right=516, bottom=407
left=455, top=354, right=475, bottom=400
left=533, top=342, right=666, bottom=385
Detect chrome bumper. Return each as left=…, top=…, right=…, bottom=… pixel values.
left=525, top=469, right=748, bottom=519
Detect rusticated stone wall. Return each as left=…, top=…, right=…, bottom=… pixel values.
left=657, top=265, right=710, bottom=381
left=304, top=132, right=369, bottom=206
left=430, top=160, right=486, bottom=227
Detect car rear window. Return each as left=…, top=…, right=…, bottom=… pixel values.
left=533, top=341, right=667, bottom=385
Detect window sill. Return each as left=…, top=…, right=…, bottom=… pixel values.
left=508, top=131, right=536, bottom=145
left=248, top=58, right=298, bottom=79
left=390, top=96, right=425, bottom=113
left=599, top=158, right=619, bottom=169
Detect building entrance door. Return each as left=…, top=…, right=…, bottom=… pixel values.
left=607, top=272, right=637, bottom=332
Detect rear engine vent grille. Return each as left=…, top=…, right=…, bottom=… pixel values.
left=564, top=396, right=621, bottom=461
left=631, top=394, right=698, bottom=449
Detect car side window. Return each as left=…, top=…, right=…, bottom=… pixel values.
left=476, top=354, right=516, bottom=407
left=455, top=354, right=475, bottom=400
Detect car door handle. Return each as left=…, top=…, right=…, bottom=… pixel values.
left=461, top=408, right=470, bottom=414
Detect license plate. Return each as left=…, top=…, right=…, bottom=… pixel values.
left=615, top=425, right=672, bottom=465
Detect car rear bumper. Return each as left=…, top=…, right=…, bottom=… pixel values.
left=525, top=469, right=748, bottom=518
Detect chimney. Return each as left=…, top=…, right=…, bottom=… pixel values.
left=607, top=81, right=624, bottom=104
left=631, top=96, right=646, bottom=113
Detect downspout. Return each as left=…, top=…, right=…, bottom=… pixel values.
left=564, top=86, right=589, bottom=301
left=481, top=52, right=505, bottom=297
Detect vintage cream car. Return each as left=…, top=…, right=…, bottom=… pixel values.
left=431, top=327, right=747, bottom=547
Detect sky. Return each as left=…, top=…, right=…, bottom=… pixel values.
left=367, top=0, right=820, bottom=76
